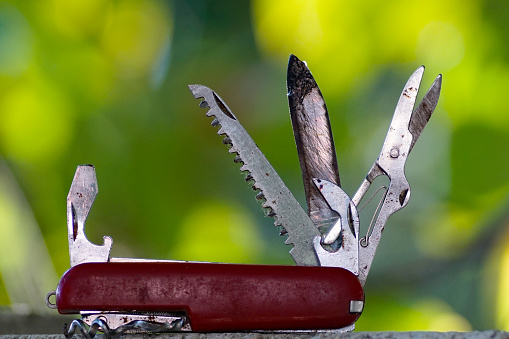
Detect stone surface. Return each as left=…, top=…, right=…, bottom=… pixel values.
left=0, top=332, right=508, bottom=339
left=0, top=314, right=507, bottom=338
left=0, top=313, right=73, bottom=335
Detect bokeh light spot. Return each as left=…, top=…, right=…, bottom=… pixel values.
left=52, top=45, right=114, bottom=105
left=417, top=21, right=465, bottom=71
left=101, top=0, right=173, bottom=79
left=415, top=204, right=483, bottom=259
left=0, top=80, right=73, bottom=163
left=413, top=299, right=472, bottom=331
left=251, top=0, right=372, bottom=94
left=171, top=202, right=263, bottom=263
left=496, top=230, right=509, bottom=329
left=0, top=3, right=33, bottom=77
left=46, top=0, right=109, bottom=39
left=357, top=295, right=471, bottom=331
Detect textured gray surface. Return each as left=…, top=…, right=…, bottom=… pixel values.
left=0, top=314, right=507, bottom=338
left=0, top=332, right=509, bottom=339
left=116, top=332, right=509, bottom=339
left=0, top=313, right=71, bottom=335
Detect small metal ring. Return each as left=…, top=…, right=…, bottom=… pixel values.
left=45, top=290, right=57, bottom=309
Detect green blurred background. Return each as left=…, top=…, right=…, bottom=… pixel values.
left=0, top=0, right=508, bottom=332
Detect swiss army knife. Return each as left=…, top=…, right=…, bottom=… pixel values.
left=46, top=55, right=441, bottom=337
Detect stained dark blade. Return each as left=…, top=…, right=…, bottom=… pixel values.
left=409, top=74, right=442, bottom=152
left=287, top=54, right=340, bottom=233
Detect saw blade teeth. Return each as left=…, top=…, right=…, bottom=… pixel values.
left=211, top=118, right=220, bottom=127
left=222, top=136, right=232, bottom=144
left=190, top=84, right=321, bottom=266
left=199, top=100, right=209, bottom=109
left=265, top=208, right=276, bottom=218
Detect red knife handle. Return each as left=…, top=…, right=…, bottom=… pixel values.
left=56, top=262, right=364, bottom=332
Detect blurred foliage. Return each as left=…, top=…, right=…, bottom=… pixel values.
left=0, top=0, right=507, bottom=332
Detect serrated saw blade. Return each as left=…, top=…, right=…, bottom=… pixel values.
left=189, top=84, right=320, bottom=266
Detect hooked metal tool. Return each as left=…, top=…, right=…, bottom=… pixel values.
left=47, top=55, right=441, bottom=337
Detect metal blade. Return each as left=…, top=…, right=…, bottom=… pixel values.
left=312, top=178, right=359, bottom=274
left=189, top=84, right=320, bottom=266
left=352, top=66, right=427, bottom=206
left=385, top=66, right=424, bottom=147
left=354, top=66, right=436, bottom=286
left=287, top=54, right=340, bottom=233
left=370, top=66, right=424, bottom=185
left=409, top=74, right=442, bottom=152
left=67, top=165, right=112, bottom=266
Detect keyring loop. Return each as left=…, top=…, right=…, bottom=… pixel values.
left=45, top=290, right=57, bottom=309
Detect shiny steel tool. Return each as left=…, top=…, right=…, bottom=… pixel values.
left=190, top=55, right=441, bottom=283
left=48, top=164, right=363, bottom=337
left=47, top=55, right=441, bottom=337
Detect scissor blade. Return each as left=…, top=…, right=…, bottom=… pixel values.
left=287, top=54, right=340, bottom=233
left=409, top=74, right=442, bottom=152
left=390, top=66, right=425, bottom=132
left=370, top=66, right=424, bottom=181
left=354, top=67, right=440, bottom=286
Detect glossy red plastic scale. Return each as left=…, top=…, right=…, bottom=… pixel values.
left=56, top=261, right=364, bottom=331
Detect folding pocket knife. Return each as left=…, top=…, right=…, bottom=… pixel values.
left=46, top=55, right=441, bottom=337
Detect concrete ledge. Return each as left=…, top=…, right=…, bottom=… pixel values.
left=0, top=314, right=507, bottom=338
left=0, top=332, right=508, bottom=339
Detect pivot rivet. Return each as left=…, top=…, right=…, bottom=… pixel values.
left=390, top=147, right=399, bottom=158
